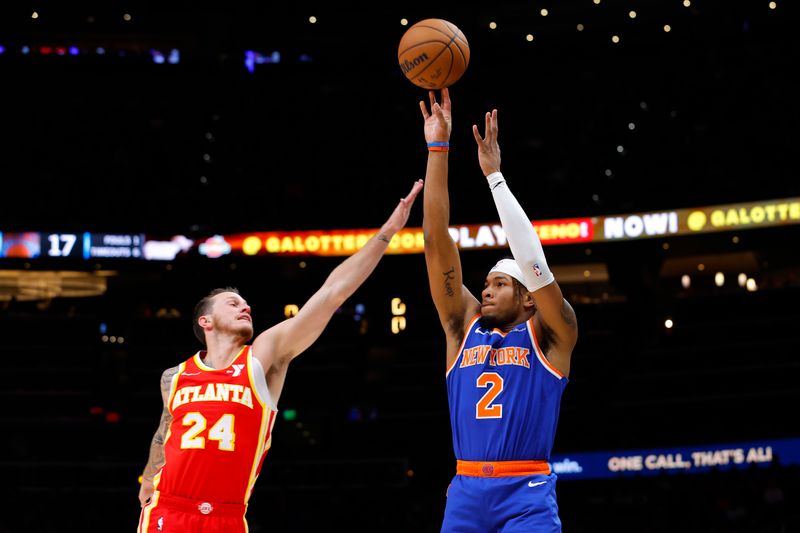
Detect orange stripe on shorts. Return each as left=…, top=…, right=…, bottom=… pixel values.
left=456, top=459, right=551, bottom=477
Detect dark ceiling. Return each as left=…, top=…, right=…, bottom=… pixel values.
left=1, top=0, right=797, bottom=236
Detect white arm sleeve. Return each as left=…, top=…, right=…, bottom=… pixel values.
left=487, top=171, right=555, bottom=292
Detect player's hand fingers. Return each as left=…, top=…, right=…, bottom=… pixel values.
left=472, top=124, right=483, bottom=145
left=406, top=179, right=424, bottom=202
left=419, top=100, right=429, bottom=120
left=397, top=180, right=423, bottom=218
left=432, top=102, right=443, bottom=120
left=401, top=181, right=422, bottom=208
left=441, top=87, right=451, bottom=110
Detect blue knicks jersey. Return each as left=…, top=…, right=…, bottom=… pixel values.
left=446, top=314, right=568, bottom=462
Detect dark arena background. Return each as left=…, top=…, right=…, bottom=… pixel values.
left=1, top=1, right=799, bottom=532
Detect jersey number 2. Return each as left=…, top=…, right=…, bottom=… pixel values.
left=476, top=372, right=504, bottom=419
left=181, top=413, right=236, bottom=451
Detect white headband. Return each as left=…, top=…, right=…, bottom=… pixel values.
left=488, top=259, right=527, bottom=288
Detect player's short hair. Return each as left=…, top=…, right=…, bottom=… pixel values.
left=192, top=287, right=240, bottom=345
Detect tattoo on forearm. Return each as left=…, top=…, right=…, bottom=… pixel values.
left=443, top=266, right=456, bottom=297
left=142, top=406, right=170, bottom=481
left=143, top=367, right=178, bottom=481
left=377, top=233, right=391, bottom=243
left=142, top=434, right=165, bottom=481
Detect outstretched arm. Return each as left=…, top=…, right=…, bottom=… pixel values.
left=252, top=180, right=423, bottom=402
left=473, top=109, right=577, bottom=376
left=421, top=89, right=480, bottom=366
left=138, top=366, right=178, bottom=507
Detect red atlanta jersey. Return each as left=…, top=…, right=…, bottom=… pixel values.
left=153, top=346, right=278, bottom=504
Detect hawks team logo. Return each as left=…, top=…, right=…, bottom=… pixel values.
left=198, top=502, right=214, bottom=515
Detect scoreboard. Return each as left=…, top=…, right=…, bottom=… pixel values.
left=84, top=233, right=144, bottom=259
left=43, top=233, right=81, bottom=258
left=1, top=196, right=798, bottom=261
left=0, top=232, right=145, bottom=259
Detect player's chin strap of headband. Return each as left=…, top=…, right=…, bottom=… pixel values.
left=486, top=171, right=555, bottom=292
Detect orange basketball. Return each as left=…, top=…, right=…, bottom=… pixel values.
left=398, top=18, right=470, bottom=90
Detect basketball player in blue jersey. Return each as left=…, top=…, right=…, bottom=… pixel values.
left=420, top=88, right=578, bottom=532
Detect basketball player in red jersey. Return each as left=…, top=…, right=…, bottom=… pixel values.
left=137, top=179, right=423, bottom=533
left=421, top=88, right=578, bottom=531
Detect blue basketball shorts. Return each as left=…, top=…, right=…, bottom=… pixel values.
left=441, top=472, right=562, bottom=532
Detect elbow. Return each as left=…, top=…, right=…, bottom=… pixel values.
left=321, top=283, right=349, bottom=309
left=422, top=216, right=431, bottom=238
left=422, top=225, right=448, bottom=246
left=422, top=226, right=432, bottom=243
left=422, top=214, right=450, bottom=238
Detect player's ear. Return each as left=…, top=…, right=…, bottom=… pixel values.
left=522, top=292, right=536, bottom=310
left=198, top=315, right=212, bottom=329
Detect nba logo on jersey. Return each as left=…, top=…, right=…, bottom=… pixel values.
left=533, top=263, right=542, bottom=277
left=157, top=516, right=164, bottom=531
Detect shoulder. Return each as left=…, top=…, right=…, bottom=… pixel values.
left=162, top=364, right=181, bottom=375
left=161, top=364, right=181, bottom=378
left=160, top=365, right=181, bottom=387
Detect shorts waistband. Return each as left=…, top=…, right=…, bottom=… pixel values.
left=456, top=459, right=551, bottom=477
left=156, top=492, right=247, bottom=517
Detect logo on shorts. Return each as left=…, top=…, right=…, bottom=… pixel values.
left=157, top=516, right=164, bottom=531
left=481, top=463, right=495, bottom=476
left=198, top=502, right=214, bottom=515
left=528, top=480, right=547, bottom=488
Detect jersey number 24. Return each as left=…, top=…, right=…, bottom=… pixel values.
left=181, top=412, right=236, bottom=451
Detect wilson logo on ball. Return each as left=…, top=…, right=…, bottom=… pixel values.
left=400, top=53, right=430, bottom=75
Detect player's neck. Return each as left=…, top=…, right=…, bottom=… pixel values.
left=502, top=312, right=534, bottom=332
left=203, top=336, right=246, bottom=369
